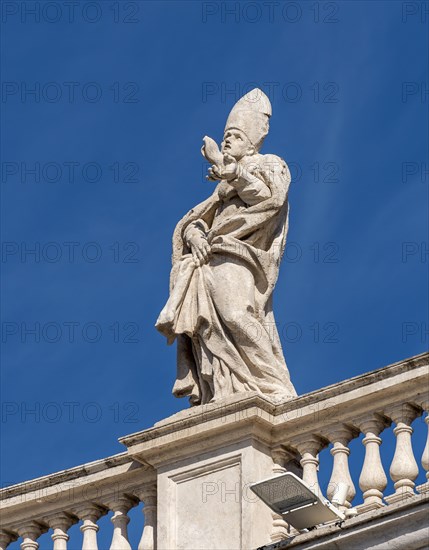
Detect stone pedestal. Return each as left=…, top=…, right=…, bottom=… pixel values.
left=119, top=393, right=277, bottom=550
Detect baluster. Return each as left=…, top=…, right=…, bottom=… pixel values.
left=385, top=403, right=421, bottom=504
left=106, top=495, right=138, bottom=550
left=270, top=445, right=290, bottom=542
left=325, top=426, right=358, bottom=510
left=74, top=504, right=106, bottom=550
left=43, top=512, right=77, bottom=550
left=417, top=398, right=429, bottom=495
left=356, top=415, right=389, bottom=512
left=0, top=530, right=17, bottom=550
left=135, top=485, right=157, bottom=550
left=292, top=435, right=327, bottom=498
left=16, top=522, right=44, bottom=550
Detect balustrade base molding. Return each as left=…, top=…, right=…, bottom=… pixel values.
left=262, top=492, right=429, bottom=550
left=355, top=500, right=385, bottom=515
left=416, top=480, right=429, bottom=494
left=384, top=485, right=417, bottom=505
left=0, top=352, right=428, bottom=550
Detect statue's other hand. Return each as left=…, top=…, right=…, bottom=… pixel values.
left=188, top=234, right=211, bottom=266
left=207, top=165, right=223, bottom=181
left=221, top=154, right=238, bottom=181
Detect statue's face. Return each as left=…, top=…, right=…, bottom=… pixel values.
left=221, top=130, right=253, bottom=159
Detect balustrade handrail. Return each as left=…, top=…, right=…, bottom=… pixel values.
left=0, top=451, right=156, bottom=550
left=1, top=452, right=131, bottom=500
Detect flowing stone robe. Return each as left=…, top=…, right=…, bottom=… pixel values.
left=156, top=154, right=297, bottom=405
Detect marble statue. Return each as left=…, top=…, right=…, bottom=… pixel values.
left=156, top=88, right=297, bottom=406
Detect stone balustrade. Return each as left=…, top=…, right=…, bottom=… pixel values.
left=1, top=352, right=428, bottom=549
left=0, top=454, right=157, bottom=550
left=269, top=353, right=429, bottom=520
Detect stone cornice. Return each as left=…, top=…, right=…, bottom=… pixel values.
left=119, top=352, right=428, bottom=463
left=0, top=452, right=132, bottom=500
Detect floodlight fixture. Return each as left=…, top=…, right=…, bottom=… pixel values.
left=250, top=471, right=345, bottom=531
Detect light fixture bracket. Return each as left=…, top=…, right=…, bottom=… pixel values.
left=250, top=471, right=345, bottom=531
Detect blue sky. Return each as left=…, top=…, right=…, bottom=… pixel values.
left=1, top=0, right=428, bottom=547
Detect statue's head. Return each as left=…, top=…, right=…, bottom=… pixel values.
left=224, top=88, right=272, bottom=155
left=221, top=129, right=255, bottom=160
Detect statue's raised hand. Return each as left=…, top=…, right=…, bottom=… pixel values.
left=202, top=136, right=224, bottom=181
left=202, top=136, right=223, bottom=165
